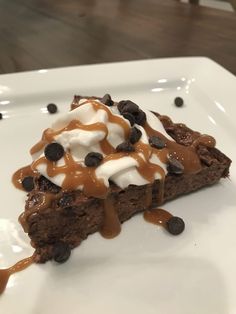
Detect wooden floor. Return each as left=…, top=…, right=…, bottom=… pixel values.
left=0, top=0, right=235, bottom=74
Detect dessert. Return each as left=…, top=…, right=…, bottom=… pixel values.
left=12, top=95, right=231, bottom=263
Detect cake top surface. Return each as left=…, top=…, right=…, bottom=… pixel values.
left=15, top=95, right=216, bottom=198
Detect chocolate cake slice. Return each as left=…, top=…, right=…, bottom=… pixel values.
left=13, top=95, right=231, bottom=263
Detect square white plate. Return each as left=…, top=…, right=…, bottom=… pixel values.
left=0, top=57, right=235, bottom=314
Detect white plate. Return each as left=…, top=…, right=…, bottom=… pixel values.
left=0, top=57, right=235, bottom=314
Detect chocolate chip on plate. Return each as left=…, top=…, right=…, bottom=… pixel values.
left=149, top=136, right=166, bottom=149
left=129, top=127, right=142, bottom=144
left=52, top=241, right=71, bottom=263
left=122, top=112, right=135, bottom=126
left=47, top=103, right=58, bottom=114
left=167, top=158, right=184, bottom=175
left=174, top=97, right=184, bottom=107
left=44, top=142, right=65, bottom=162
left=84, top=152, right=103, bottom=167
left=133, top=110, right=146, bottom=126
left=101, top=94, right=113, bottom=107
left=0, top=113, right=3, bottom=120
left=116, top=141, right=135, bottom=153
left=166, top=216, right=185, bottom=235
left=118, top=100, right=139, bottom=114
left=22, top=176, right=35, bottom=192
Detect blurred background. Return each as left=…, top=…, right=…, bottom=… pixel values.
left=0, top=0, right=235, bottom=74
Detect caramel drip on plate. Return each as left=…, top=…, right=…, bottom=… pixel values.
left=12, top=165, right=37, bottom=190
left=100, top=197, right=121, bottom=239
left=0, top=254, right=35, bottom=295
left=143, top=208, right=172, bottom=228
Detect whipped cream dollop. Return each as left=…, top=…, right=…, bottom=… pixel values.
left=31, top=98, right=173, bottom=191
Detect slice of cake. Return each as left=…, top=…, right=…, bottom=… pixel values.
left=13, top=95, right=231, bottom=263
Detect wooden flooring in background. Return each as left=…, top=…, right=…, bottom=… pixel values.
left=0, top=0, right=235, bottom=74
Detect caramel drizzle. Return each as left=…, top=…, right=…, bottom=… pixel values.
left=12, top=165, right=37, bottom=190
left=100, top=197, right=121, bottom=238
left=0, top=254, right=35, bottom=295
left=192, top=134, right=216, bottom=148
left=144, top=122, right=203, bottom=174
left=12, top=100, right=216, bottom=233
left=26, top=101, right=167, bottom=200
left=143, top=208, right=173, bottom=228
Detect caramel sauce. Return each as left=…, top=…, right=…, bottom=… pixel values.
left=192, top=134, right=216, bottom=148
left=144, top=122, right=203, bottom=174
left=13, top=100, right=216, bottom=231
left=30, top=120, right=110, bottom=155
left=100, top=138, right=116, bottom=155
left=143, top=208, right=172, bottom=228
left=12, top=165, right=36, bottom=190
left=89, top=100, right=130, bottom=139
left=0, top=254, right=35, bottom=295
left=100, top=197, right=121, bottom=238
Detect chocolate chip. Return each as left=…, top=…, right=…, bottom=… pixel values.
left=117, top=100, right=139, bottom=114
left=133, top=110, right=146, bottom=126
left=116, top=141, right=135, bottom=152
left=47, top=103, right=58, bottom=114
left=129, top=127, right=142, bottom=144
left=149, top=136, right=166, bottom=149
left=22, top=176, right=35, bottom=192
left=166, top=216, right=185, bottom=235
left=122, top=112, right=135, bottom=126
left=174, top=97, right=184, bottom=107
left=0, top=113, right=2, bottom=120
left=167, top=158, right=184, bottom=175
left=44, top=142, right=64, bottom=162
left=84, top=152, right=103, bottom=167
left=117, top=101, right=126, bottom=113
left=52, top=241, right=71, bottom=263
left=101, top=94, right=113, bottom=107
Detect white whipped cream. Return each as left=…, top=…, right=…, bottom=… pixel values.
left=32, top=99, right=172, bottom=190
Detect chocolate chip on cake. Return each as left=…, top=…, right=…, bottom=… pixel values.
left=149, top=136, right=166, bottom=149
left=174, top=97, right=184, bottom=107
left=166, top=216, right=185, bottom=235
left=129, top=127, right=142, bottom=144
left=84, top=152, right=103, bottom=167
left=52, top=241, right=71, bottom=263
left=47, top=103, right=58, bottom=114
left=133, top=110, right=146, bottom=126
left=0, top=113, right=3, bottom=120
left=22, top=176, right=35, bottom=192
left=44, top=142, right=65, bottom=162
left=122, top=112, right=135, bottom=126
left=116, top=141, right=135, bottom=152
left=101, top=94, right=113, bottom=107
left=118, top=100, right=139, bottom=114
left=167, top=158, right=184, bottom=175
